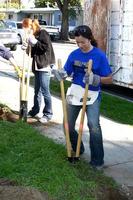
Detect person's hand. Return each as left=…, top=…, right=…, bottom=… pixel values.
left=83, top=71, right=90, bottom=84
left=83, top=72, right=101, bottom=86
left=17, top=69, right=23, bottom=78
left=51, top=68, right=67, bottom=81
left=15, top=66, right=23, bottom=78
left=21, top=41, right=28, bottom=50
left=28, top=35, right=37, bottom=46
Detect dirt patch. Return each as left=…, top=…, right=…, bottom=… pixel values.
left=97, top=186, right=131, bottom=200
left=0, top=179, right=51, bottom=200
left=0, top=178, right=133, bottom=200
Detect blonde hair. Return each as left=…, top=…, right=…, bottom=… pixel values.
left=32, top=19, right=40, bottom=35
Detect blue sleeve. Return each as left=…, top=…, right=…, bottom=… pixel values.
left=98, top=54, right=112, bottom=76
left=64, top=54, right=74, bottom=75
left=0, top=45, right=13, bottom=60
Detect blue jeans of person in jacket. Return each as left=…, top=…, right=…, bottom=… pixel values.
left=67, top=97, right=104, bottom=166
left=29, top=71, right=53, bottom=119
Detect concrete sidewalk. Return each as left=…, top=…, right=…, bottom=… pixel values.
left=0, top=69, right=133, bottom=190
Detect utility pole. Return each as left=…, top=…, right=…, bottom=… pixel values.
left=19, top=0, right=21, bottom=9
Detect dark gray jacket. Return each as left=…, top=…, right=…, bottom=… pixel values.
left=31, top=29, right=55, bottom=72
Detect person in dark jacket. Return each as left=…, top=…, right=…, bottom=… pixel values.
left=22, top=18, right=55, bottom=123
left=0, top=41, right=22, bottom=78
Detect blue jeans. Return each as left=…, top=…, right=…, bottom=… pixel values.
left=67, top=97, right=104, bottom=166
left=29, top=71, right=53, bottom=119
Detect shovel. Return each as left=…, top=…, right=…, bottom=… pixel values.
left=74, top=59, right=92, bottom=161
left=57, top=58, right=73, bottom=162
left=19, top=32, right=32, bottom=122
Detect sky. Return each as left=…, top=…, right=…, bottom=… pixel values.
left=1, top=0, right=35, bottom=7
left=21, top=0, right=35, bottom=8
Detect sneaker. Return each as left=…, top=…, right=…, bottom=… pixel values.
left=95, top=165, right=104, bottom=171
left=39, top=116, right=49, bottom=124
left=35, top=113, right=43, bottom=119
left=27, top=111, right=35, bottom=118
left=89, top=163, right=104, bottom=171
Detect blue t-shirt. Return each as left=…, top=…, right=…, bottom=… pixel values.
left=64, top=47, right=112, bottom=91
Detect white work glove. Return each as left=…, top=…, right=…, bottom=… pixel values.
left=21, top=41, right=28, bottom=50
left=83, top=72, right=101, bottom=86
left=51, top=68, right=68, bottom=81
left=28, top=35, right=37, bottom=46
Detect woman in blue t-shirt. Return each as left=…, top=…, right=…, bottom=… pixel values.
left=54, top=25, right=112, bottom=169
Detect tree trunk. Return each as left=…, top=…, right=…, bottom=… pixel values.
left=60, top=1, right=69, bottom=40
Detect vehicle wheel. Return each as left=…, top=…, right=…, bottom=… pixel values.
left=50, top=35, right=55, bottom=41
left=10, top=45, right=17, bottom=51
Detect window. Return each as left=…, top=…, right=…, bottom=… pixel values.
left=8, top=14, right=13, bottom=20
left=38, top=20, right=47, bottom=25
left=6, top=21, right=16, bottom=28
left=17, top=22, right=22, bottom=29
left=58, top=14, right=62, bottom=22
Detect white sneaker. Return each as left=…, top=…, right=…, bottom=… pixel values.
left=35, top=113, right=43, bottom=119
left=39, top=116, right=49, bottom=124
left=95, top=165, right=104, bottom=171
left=90, top=164, right=104, bottom=171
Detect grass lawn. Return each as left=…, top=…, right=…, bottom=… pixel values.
left=0, top=121, right=117, bottom=200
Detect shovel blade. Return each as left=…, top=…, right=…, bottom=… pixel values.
left=19, top=100, right=27, bottom=122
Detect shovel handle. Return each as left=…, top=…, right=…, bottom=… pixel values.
left=58, top=59, right=72, bottom=158
left=75, top=59, right=93, bottom=158
left=87, top=59, right=92, bottom=74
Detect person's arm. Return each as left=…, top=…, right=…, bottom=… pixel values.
left=0, top=45, right=22, bottom=78
left=24, top=29, right=49, bottom=52
left=100, top=74, right=112, bottom=84
left=84, top=71, right=113, bottom=87
left=9, top=57, right=22, bottom=78
left=97, top=52, right=113, bottom=85
left=0, top=45, right=12, bottom=60
left=84, top=53, right=113, bottom=87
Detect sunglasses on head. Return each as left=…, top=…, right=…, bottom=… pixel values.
left=74, top=26, right=87, bottom=34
